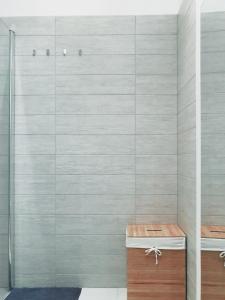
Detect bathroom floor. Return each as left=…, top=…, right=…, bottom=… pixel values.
left=80, top=289, right=127, bottom=300
left=1, top=288, right=127, bottom=300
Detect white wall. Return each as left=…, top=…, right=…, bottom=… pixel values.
left=0, top=0, right=183, bottom=17
left=201, top=0, right=225, bottom=12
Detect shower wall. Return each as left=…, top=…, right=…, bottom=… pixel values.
left=177, top=0, right=198, bottom=299
left=201, top=12, right=225, bottom=225
left=0, top=19, right=10, bottom=288
left=3, top=15, right=178, bottom=287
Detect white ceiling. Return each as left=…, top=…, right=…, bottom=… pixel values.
left=0, top=0, right=183, bottom=17
left=201, top=0, right=225, bottom=12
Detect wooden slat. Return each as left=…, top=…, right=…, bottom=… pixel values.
left=127, top=224, right=185, bottom=238
left=202, top=225, right=225, bottom=239
left=202, top=251, right=225, bottom=300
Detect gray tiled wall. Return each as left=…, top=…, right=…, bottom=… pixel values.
left=177, top=1, right=198, bottom=300
left=202, top=12, right=225, bottom=225
left=0, top=19, right=9, bottom=289
left=4, top=15, right=178, bottom=288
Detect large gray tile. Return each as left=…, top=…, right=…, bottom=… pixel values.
left=56, top=254, right=125, bottom=275
left=135, top=214, right=177, bottom=224
left=0, top=176, right=8, bottom=195
left=15, top=36, right=55, bottom=56
left=15, top=215, right=55, bottom=235
left=0, top=116, right=8, bottom=134
left=202, top=175, right=225, bottom=196
left=14, top=233, right=55, bottom=249
left=56, top=214, right=134, bottom=234
left=16, top=56, right=55, bottom=76
left=136, top=155, right=177, bottom=175
left=202, top=31, right=225, bottom=52
left=0, top=254, right=8, bottom=287
left=0, top=20, right=8, bottom=35
left=56, top=155, right=135, bottom=175
left=136, top=195, right=177, bottom=214
left=136, top=55, right=177, bottom=75
left=56, top=194, right=135, bottom=214
left=56, top=35, right=135, bottom=55
left=0, top=215, right=8, bottom=234
left=56, top=235, right=125, bottom=255
left=56, top=135, right=135, bottom=155
left=56, top=174, right=135, bottom=194
left=202, top=12, right=225, bottom=32
left=136, top=134, right=177, bottom=155
left=0, top=56, right=9, bottom=75
left=202, top=195, right=225, bottom=216
left=202, top=52, right=225, bottom=74
left=0, top=235, right=8, bottom=255
left=136, top=35, right=177, bottom=55
left=15, top=115, right=55, bottom=134
left=202, top=133, right=225, bottom=156
left=202, top=156, right=225, bottom=175
left=136, top=115, right=177, bottom=134
left=56, top=55, right=135, bottom=75
left=136, top=95, right=177, bottom=114
left=15, top=274, right=55, bottom=288
left=56, top=115, right=135, bottom=134
left=56, top=75, right=135, bottom=94
left=55, top=274, right=126, bottom=288
left=15, top=155, right=55, bottom=175
left=15, top=135, right=55, bottom=155
left=0, top=95, right=10, bottom=115
left=15, top=76, right=55, bottom=96
left=56, top=95, right=135, bottom=114
left=56, top=16, right=135, bottom=35
left=136, top=15, right=177, bottom=34
left=136, top=175, right=177, bottom=194
left=0, top=155, right=9, bottom=175
left=0, top=195, right=8, bottom=215
left=202, top=114, right=225, bottom=134
left=202, top=93, right=225, bottom=114
left=0, top=36, right=9, bottom=56
left=15, top=174, right=55, bottom=194
left=15, top=195, right=55, bottom=215
left=0, top=76, right=9, bottom=96
left=3, top=17, right=55, bottom=35
left=136, top=75, right=177, bottom=94
left=202, top=73, right=225, bottom=94
left=15, top=96, right=55, bottom=115
left=15, top=248, right=55, bottom=274
left=0, top=135, right=8, bottom=155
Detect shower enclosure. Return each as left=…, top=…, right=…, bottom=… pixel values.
left=0, top=5, right=200, bottom=299
left=0, top=19, right=15, bottom=295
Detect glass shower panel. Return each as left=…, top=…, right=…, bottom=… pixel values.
left=0, top=19, right=15, bottom=293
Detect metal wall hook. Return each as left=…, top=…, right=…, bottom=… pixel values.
left=46, top=49, right=50, bottom=56
left=32, top=49, right=36, bottom=56
left=79, top=49, right=82, bottom=56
